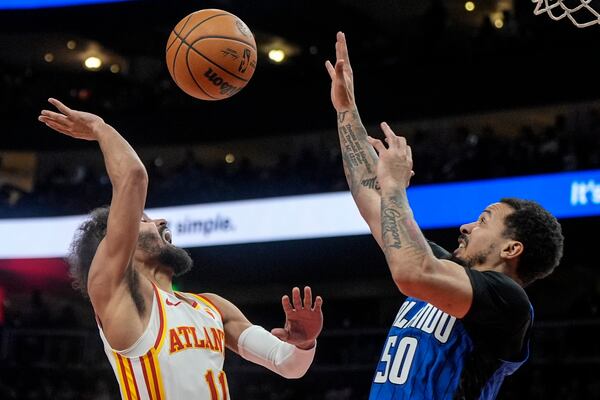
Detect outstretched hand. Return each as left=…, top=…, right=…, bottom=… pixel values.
left=38, top=98, right=105, bottom=141
left=325, top=32, right=356, bottom=112
left=271, top=287, right=323, bottom=350
left=367, top=123, right=415, bottom=189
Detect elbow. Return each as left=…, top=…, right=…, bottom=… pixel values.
left=390, top=267, right=421, bottom=297
left=119, top=165, right=148, bottom=191
left=129, top=164, right=148, bottom=184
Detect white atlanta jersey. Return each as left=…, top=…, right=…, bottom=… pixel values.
left=98, top=283, right=229, bottom=400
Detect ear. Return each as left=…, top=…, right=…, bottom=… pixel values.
left=501, top=240, right=523, bottom=260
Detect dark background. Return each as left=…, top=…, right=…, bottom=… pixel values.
left=0, top=0, right=599, bottom=150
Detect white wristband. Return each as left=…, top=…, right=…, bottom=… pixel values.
left=237, top=325, right=316, bottom=379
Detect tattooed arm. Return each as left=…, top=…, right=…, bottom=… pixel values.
left=370, top=124, right=473, bottom=318
left=337, top=109, right=384, bottom=246
left=326, top=32, right=384, bottom=248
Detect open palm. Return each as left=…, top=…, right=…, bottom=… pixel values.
left=271, top=286, right=323, bottom=350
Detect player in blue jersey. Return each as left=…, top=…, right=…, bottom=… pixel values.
left=326, top=32, right=564, bottom=399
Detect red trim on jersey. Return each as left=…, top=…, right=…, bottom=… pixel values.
left=152, top=284, right=166, bottom=349
left=147, top=350, right=163, bottom=400
left=127, top=358, right=141, bottom=400
left=195, top=294, right=224, bottom=320
left=139, top=354, right=153, bottom=399
left=117, top=355, right=133, bottom=400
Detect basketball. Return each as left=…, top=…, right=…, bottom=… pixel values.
left=165, top=9, right=258, bottom=101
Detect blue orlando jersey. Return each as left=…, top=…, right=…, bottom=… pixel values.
left=369, top=270, right=532, bottom=400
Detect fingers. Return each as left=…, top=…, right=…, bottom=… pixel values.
left=38, top=116, right=71, bottom=136
left=335, top=59, right=345, bottom=77
left=336, top=31, right=350, bottom=65
left=40, top=109, right=70, bottom=123
left=313, top=296, right=323, bottom=312
left=303, top=286, right=312, bottom=309
left=367, top=136, right=386, bottom=154
left=380, top=122, right=406, bottom=149
left=281, top=295, right=293, bottom=314
left=284, top=286, right=321, bottom=311
left=292, top=287, right=302, bottom=310
left=325, top=60, right=335, bottom=79
left=48, top=98, right=72, bottom=116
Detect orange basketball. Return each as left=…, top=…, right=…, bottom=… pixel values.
left=165, top=9, right=258, bottom=101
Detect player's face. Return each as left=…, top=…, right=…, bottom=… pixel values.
left=453, top=203, right=514, bottom=268
left=139, top=213, right=171, bottom=247
left=137, top=213, right=193, bottom=276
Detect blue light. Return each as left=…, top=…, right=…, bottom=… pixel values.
left=409, top=169, right=600, bottom=229
left=0, top=0, right=130, bottom=9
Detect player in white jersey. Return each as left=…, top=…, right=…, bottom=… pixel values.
left=39, top=99, right=324, bottom=400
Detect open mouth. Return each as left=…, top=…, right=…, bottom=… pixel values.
left=161, top=229, right=173, bottom=244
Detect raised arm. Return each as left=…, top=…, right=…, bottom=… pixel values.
left=39, top=99, right=150, bottom=347
left=204, top=287, right=323, bottom=379
left=368, top=123, right=473, bottom=318
left=326, top=32, right=384, bottom=248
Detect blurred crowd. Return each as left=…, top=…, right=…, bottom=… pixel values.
left=2, top=106, right=600, bottom=218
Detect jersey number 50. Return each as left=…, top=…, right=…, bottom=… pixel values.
left=374, top=336, right=418, bottom=385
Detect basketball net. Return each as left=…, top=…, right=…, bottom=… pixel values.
left=532, top=0, right=600, bottom=27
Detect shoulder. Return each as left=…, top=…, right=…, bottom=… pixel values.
left=462, top=269, right=533, bottom=360
left=197, top=293, right=229, bottom=311
left=195, top=293, right=246, bottom=324
left=463, top=268, right=531, bottom=325
left=467, top=269, right=529, bottom=302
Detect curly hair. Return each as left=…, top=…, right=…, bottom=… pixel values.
left=500, top=198, right=564, bottom=286
left=66, top=206, right=110, bottom=297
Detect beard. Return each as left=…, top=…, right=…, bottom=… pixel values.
left=454, top=244, right=496, bottom=269
left=158, top=245, right=193, bottom=276
left=139, top=232, right=194, bottom=277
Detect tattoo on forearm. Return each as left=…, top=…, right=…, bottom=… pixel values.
left=382, top=207, right=403, bottom=249
left=337, top=111, right=379, bottom=195
left=381, top=191, right=430, bottom=255
left=341, top=153, right=354, bottom=190
left=338, top=124, right=372, bottom=172
left=361, top=176, right=380, bottom=190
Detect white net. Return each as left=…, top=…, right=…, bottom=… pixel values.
left=532, top=0, right=600, bottom=27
